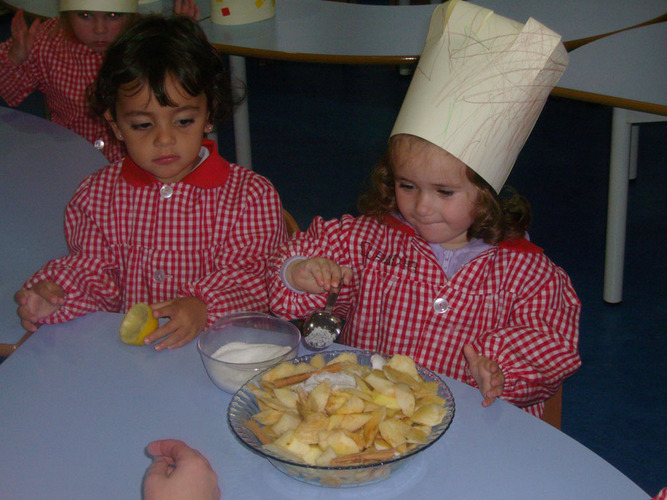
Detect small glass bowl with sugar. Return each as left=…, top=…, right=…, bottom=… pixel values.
left=197, top=312, right=301, bottom=394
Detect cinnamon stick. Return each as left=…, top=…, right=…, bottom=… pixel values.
left=330, top=448, right=398, bottom=466
left=244, top=419, right=272, bottom=445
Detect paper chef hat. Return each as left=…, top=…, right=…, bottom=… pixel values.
left=211, top=0, right=275, bottom=26
left=391, top=0, right=568, bottom=192
left=59, top=0, right=138, bottom=12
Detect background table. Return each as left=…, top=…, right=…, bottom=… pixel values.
left=199, top=0, right=439, bottom=173
left=0, top=107, right=107, bottom=344
left=0, top=311, right=650, bottom=499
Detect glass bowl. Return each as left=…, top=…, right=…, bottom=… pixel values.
left=227, top=350, right=455, bottom=487
left=197, top=312, right=301, bottom=394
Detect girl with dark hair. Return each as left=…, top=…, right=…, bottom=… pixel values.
left=15, top=15, right=287, bottom=351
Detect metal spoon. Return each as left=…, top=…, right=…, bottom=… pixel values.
left=301, top=285, right=343, bottom=350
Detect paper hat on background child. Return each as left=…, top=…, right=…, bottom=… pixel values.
left=59, top=0, right=138, bottom=12
left=391, top=0, right=568, bottom=192
left=210, top=0, right=275, bottom=26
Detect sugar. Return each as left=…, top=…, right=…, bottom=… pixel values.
left=305, top=326, right=337, bottom=349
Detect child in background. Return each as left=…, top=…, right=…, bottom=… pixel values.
left=268, top=0, right=581, bottom=417
left=0, top=0, right=198, bottom=162
left=14, top=15, right=287, bottom=350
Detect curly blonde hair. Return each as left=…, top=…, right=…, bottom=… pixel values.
left=358, top=135, right=531, bottom=245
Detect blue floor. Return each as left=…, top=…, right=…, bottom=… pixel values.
left=2, top=11, right=665, bottom=496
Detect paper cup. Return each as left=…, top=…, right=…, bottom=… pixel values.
left=210, top=0, right=275, bottom=26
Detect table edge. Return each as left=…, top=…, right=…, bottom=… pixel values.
left=552, top=86, right=667, bottom=116
left=213, top=42, right=420, bottom=65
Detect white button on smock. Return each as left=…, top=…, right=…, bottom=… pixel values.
left=94, top=139, right=104, bottom=150
left=159, top=185, right=173, bottom=199
left=433, top=297, right=449, bottom=314
left=153, top=269, right=167, bottom=283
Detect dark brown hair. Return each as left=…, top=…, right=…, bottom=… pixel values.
left=358, top=135, right=531, bottom=245
left=88, top=15, right=232, bottom=123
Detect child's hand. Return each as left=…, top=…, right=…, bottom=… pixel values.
left=463, top=344, right=505, bottom=407
left=143, top=440, right=220, bottom=500
left=8, top=10, right=41, bottom=66
left=144, top=297, right=207, bottom=351
left=173, top=0, right=200, bottom=20
left=286, top=257, right=353, bottom=294
left=14, top=281, right=65, bottom=331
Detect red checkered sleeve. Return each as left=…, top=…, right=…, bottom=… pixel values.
left=269, top=214, right=581, bottom=417
left=653, top=488, right=667, bottom=500
left=464, top=255, right=582, bottom=410
left=0, top=19, right=124, bottom=163
left=24, top=170, right=124, bottom=322
left=267, top=215, right=358, bottom=320
left=179, top=169, right=287, bottom=327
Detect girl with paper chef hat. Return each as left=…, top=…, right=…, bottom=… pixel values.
left=0, top=0, right=198, bottom=163
left=268, top=0, right=581, bottom=418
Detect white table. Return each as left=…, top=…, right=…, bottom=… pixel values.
left=0, top=311, right=650, bottom=499
left=0, top=107, right=107, bottom=344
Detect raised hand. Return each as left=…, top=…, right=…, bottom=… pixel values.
left=173, top=0, right=200, bottom=20
left=8, top=10, right=41, bottom=66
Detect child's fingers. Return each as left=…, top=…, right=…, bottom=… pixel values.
left=14, top=288, right=28, bottom=305
left=152, top=325, right=196, bottom=351
left=341, top=267, right=354, bottom=286
left=309, top=258, right=344, bottom=289
left=28, top=18, right=41, bottom=36
left=21, top=320, right=39, bottom=332
left=149, top=299, right=174, bottom=317
left=11, top=9, right=25, bottom=28
left=144, top=456, right=171, bottom=479
left=462, top=344, right=479, bottom=367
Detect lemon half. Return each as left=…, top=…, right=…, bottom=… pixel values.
left=119, top=303, right=158, bottom=345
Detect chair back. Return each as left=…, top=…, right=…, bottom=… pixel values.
left=542, top=386, right=563, bottom=429
left=283, top=209, right=300, bottom=235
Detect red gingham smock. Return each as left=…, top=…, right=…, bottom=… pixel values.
left=268, top=214, right=581, bottom=417
left=0, top=18, right=124, bottom=162
left=25, top=139, right=287, bottom=327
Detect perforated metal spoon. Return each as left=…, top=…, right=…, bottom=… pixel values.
left=301, top=285, right=343, bottom=350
